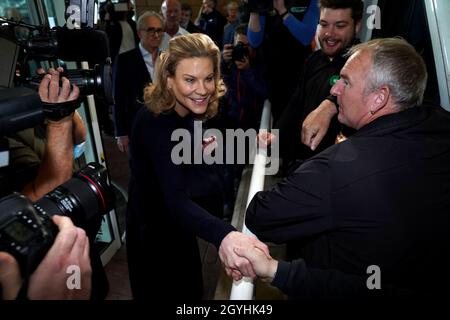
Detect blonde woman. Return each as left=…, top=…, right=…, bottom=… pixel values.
left=126, top=33, right=268, bottom=301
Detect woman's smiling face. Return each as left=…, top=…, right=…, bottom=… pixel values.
left=168, top=57, right=215, bottom=117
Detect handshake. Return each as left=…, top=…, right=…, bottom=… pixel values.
left=218, top=231, right=278, bottom=283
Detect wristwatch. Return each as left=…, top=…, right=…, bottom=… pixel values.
left=279, top=10, right=289, bottom=19
left=325, top=95, right=339, bottom=112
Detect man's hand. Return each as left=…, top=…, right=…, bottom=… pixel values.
left=218, top=231, right=269, bottom=281
left=0, top=252, right=22, bottom=299
left=23, top=67, right=80, bottom=201
left=27, top=215, right=92, bottom=300
left=301, top=99, right=338, bottom=151
left=273, top=0, right=287, bottom=15
left=116, top=136, right=129, bottom=153
left=234, top=246, right=278, bottom=283
left=0, top=216, right=91, bottom=300
left=235, top=56, right=250, bottom=70
left=38, top=67, right=79, bottom=104
left=201, top=0, right=213, bottom=14
left=223, top=43, right=233, bottom=63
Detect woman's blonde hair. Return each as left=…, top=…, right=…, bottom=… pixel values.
left=143, top=33, right=225, bottom=118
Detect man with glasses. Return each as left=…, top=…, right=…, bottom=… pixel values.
left=113, top=11, right=164, bottom=153
left=160, top=0, right=189, bottom=51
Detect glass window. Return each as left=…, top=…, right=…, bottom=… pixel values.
left=372, top=0, right=440, bottom=106
left=0, top=0, right=31, bottom=23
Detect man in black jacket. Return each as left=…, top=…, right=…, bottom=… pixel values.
left=244, top=38, right=450, bottom=300
left=274, top=0, right=363, bottom=169
left=180, top=2, right=202, bottom=34
left=113, top=11, right=164, bottom=152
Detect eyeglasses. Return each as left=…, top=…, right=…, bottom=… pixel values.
left=142, top=27, right=164, bottom=36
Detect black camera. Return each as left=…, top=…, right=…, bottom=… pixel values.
left=26, top=63, right=113, bottom=106
left=3, top=26, right=114, bottom=105
left=0, top=162, right=114, bottom=276
left=246, top=0, right=274, bottom=14
left=0, top=0, right=113, bottom=104
left=245, top=0, right=296, bottom=15
left=231, top=42, right=249, bottom=63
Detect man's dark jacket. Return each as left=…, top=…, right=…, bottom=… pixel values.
left=247, top=105, right=450, bottom=299
left=276, top=47, right=354, bottom=165
left=113, top=47, right=151, bottom=137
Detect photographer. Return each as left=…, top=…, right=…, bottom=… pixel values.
left=1, top=69, right=107, bottom=300
left=246, top=0, right=319, bottom=121
left=0, top=69, right=92, bottom=300
left=0, top=215, right=91, bottom=300
left=222, top=24, right=266, bottom=130
left=6, top=68, right=86, bottom=201
left=103, top=0, right=139, bottom=64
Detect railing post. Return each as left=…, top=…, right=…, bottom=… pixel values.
left=229, top=100, right=272, bottom=300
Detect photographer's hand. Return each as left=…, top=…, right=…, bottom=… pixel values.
left=235, top=56, right=250, bottom=70
left=0, top=251, right=22, bottom=299
left=27, top=215, right=92, bottom=300
left=0, top=216, right=91, bottom=300
left=40, top=67, right=86, bottom=147
left=39, top=67, right=79, bottom=104
left=222, top=44, right=233, bottom=63
left=23, top=67, right=82, bottom=201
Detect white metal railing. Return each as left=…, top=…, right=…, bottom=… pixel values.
left=229, top=99, right=272, bottom=300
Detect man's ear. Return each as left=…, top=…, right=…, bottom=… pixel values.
left=371, top=86, right=389, bottom=113
left=355, top=20, right=362, bottom=35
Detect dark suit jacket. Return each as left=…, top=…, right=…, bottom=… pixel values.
left=185, top=20, right=202, bottom=34
left=105, top=18, right=139, bottom=63
left=113, top=47, right=151, bottom=137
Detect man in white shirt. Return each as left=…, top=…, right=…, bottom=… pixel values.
left=113, top=11, right=164, bottom=152
left=160, top=0, right=189, bottom=51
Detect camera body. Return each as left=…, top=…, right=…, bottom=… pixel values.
left=246, top=0, right=296, bottom=14
left=0, top=193, right=56, bottom=277
left=0, top=0, right=113, bottom=103
left=246, top=0, right=274, bottom=14
left=0, top=162, right=114, bottom=276
left=231, top=42, right=249, bottom=63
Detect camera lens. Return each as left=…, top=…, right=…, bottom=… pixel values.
left=232, top=42, right=249, bottom=62
left=63, top=63, right=114, bottom=105
left=0, top=163, right=114, bottom=276
left=33, top=163, right=114, bottom=228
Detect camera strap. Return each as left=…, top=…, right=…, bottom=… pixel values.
left=42, top=99, right=81, bottom=121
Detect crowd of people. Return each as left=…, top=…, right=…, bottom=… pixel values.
left=1, top=0, right=449, bottom=304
